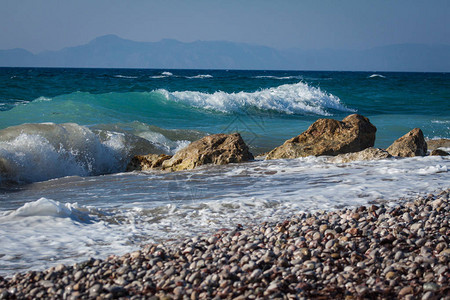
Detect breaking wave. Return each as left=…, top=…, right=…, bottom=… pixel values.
left=0, top=122, right=199, bottom=183
left=158, top=81, right=353, bottom=115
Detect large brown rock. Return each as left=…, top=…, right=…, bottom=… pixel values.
left=387, top=128, right=427, bottom=157
left=126, top=154, right=172, bottom=171
left=265, top=114, right=377, bottom=160
left=161, top=133, right=254, bottom=171
left=328, top=147, right=391, bottom=163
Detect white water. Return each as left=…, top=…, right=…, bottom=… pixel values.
left=158, top=81, right=354, bottom=115
left=0, top=123, right=196, bottom=183
left=0, top=155, right=448, bottom=276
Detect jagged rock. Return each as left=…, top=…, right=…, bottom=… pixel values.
left=387, top=128, right=427, bottom=157
left=427, top=138, right=450, bottom=151
left=265, top=114, right=377, bottom=160
left=430, top=149, right=449, bottom=156
left=328, top=147, right=391, bottom=163
left=161, top=133, right=254, bottom=171
left=126, top=154, right=172, bottom=171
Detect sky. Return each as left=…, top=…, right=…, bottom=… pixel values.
left=1, top=0, right=449, bottom=54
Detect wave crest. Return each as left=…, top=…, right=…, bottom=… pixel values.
left=158, top=82, right=353, bottom=115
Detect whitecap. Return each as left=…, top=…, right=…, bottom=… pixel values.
left=253, top=75, right=303, bottom=80
left=368, top=74, right=386, bottom=78
left=156, top=81, right=354, bottom=115
left=113, top=75, right=138, bottom=79
left=150, top=71, right=174, bottom=79
left=186, top=74, right=213, bottom=79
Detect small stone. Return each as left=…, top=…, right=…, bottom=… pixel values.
left=130, top=251, right=141, bottom=259
left=331, top=253, right=340, bottom=259
left=423, top=282, right=439, bottom=292
left=421, top=291, right=434, bottom=300
left=39, top=280, right=54, bottom=288
left=385, top=271, right=396, bottom=280
left=319, top=224, right=328, bottom=233
left=89, top=283, right=103, bottom=297
left=355, top=284, right=368, bottom=295
left=325, top=240, right=335, bottom=249
left=394, top=251, right=404, bottom=260
left=74, top=270, right=84, bottom=282
left=108, top=286, right=127, bottom=297
left=398, top=286, right=413, bottom=296
left=411, top=223, right=422, bottom=231
left=0, top=290, right=10, bottom=300
left=304, top=261, right=315, bottom=270
left=55, top=264, right=65, bottom=272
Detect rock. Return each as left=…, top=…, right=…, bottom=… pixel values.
left=387, top=128, right=427, bottom=157
left=398, top=286, right=413, bottom=297
left=430, top=149, right=449, bottom=156
left=161, top=133, right=254, bottom=171
left=89, top=283, right=103, bottom=297
left=265, top=114, right=376, bottom=160
left=328, top=147, right=391, bottom=163
left=126, top=154, right=172, bottom=171
left=426, top=138, right=450, bottom=151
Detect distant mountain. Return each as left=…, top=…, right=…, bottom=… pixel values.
left=1, top=35, right=449, bottom=72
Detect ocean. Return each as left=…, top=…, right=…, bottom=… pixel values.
left=0, top=68, right=448, bottom=276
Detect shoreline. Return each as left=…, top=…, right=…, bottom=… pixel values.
left=1, top=188, right=448, bottom=299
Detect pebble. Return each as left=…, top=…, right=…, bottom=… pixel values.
left=0, top=189, right=448, bottom=299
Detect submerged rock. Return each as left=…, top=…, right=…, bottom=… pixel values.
left=126, top=154, right=172, bottom=171
left=266, top=114, right=377, bottom=160
left=387, top=128, right=427, bottom=157
left=161, top=133, right=254, bottom=171
left=328, top=147, right=391, bottom=163
left=430, top=149, right=449, bottom=156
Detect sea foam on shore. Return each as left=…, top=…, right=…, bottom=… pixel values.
left=1, top=189, right=448, bottom=299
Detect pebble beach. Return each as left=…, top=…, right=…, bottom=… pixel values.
left=1, top=188, right=448, bottom=299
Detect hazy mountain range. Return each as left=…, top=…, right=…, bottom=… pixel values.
left=1, top=34, right=449, bottom=72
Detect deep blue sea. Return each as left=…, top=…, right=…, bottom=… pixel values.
left=0, top=68, right=448, bottom=275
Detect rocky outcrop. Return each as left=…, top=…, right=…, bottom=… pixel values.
left=126, top=154, right=172, bottom=171
left=427, top=138, right=450, bottom=151
left=387, top=128, right=427, bottom=157
left=265, top=114, right=377, bottom=160
left=430, top=149, right=449, bottom=156
left=161, top=133, right=254, bottom=171
left=328, top=147, right=392, bottom=163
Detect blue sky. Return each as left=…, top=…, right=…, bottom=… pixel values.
left=1, top=0, right=449, bottom=53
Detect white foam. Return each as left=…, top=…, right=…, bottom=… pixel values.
left=157, top=82, right=354, bottom=115
left=150, top=71, right=174, bottom=79
left=113, top=75, right=138, bottom=79
left=0, top=155, right=448, bottom=275
left=7, top=198, right=92, bottom=222
left=0, top=198, right=136, bottom=274
left=35, top=96, right=52, bottom=102
left=253, top=75, right=303, bottom=80
left=0, top=123, right=128, bottom=183
left=136, top=130, right=190, bottom=154
left=186, top=74, right=213, bottom=79
left=368, top=74, right=386, bottom=78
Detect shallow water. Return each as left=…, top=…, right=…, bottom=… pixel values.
left=0, top=155, right=449, bottom=275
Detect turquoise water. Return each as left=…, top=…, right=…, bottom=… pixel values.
left=0, top=68, right=449, bottom=275
left=1, top=68, right=448, bottom=150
